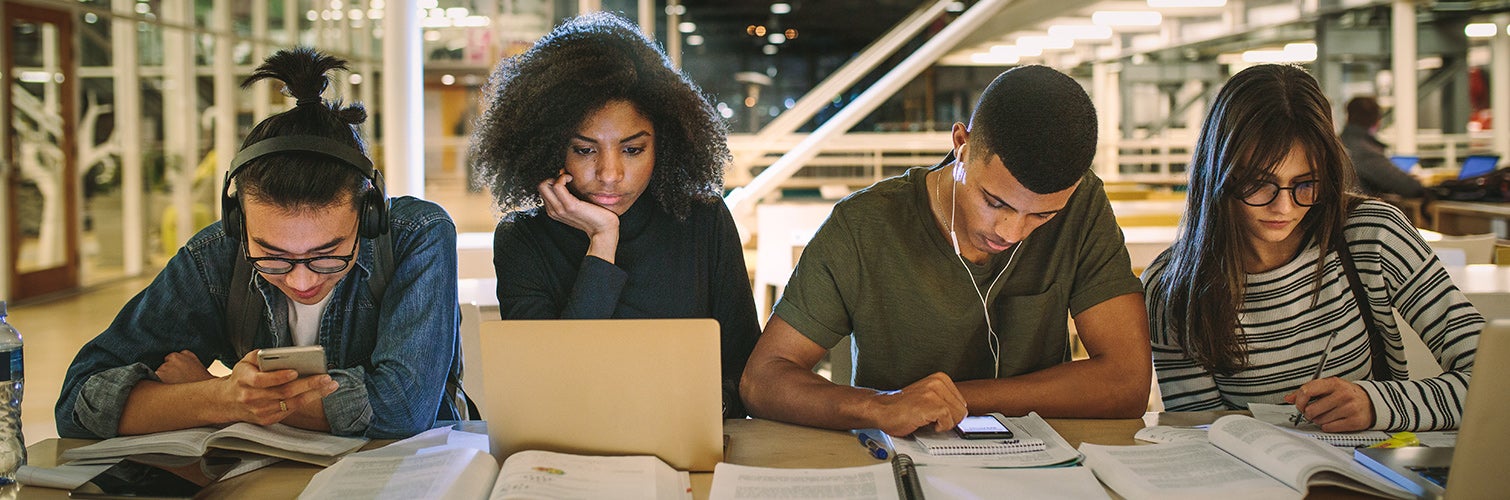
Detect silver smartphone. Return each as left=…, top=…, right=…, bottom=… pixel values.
left=257, top=345, right=327, bottom=375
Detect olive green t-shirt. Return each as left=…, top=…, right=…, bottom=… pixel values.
left=773, top=164, right=1143, bottom=391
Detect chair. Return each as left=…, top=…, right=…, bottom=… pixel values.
left=1425, top=233, right=1496, bottom=265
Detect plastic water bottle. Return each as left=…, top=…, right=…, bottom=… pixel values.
left=0, top=301, right=24, bottom=485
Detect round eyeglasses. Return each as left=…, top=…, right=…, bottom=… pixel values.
left=244, top=241, right=358, bottom=275
left=1238, top=180, right=1318, bottom=207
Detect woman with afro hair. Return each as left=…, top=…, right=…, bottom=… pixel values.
left=469, top=12, right=760, bottom=417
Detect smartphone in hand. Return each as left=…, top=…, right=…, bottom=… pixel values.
left=257, top=345, right=327, bottom=376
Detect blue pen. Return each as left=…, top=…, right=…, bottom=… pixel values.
left=852, top=429, right=890, bottom=460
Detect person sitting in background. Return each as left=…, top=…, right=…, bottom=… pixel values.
left=1341, top=96, right=1427, bottom=198
left=56, top=47, right=462, bottom=439
left=468, top=12, right=760, bottom=418
left=1143, top=65, right=1479, bottom=432
left=740, top=65, right=1151, bottom=437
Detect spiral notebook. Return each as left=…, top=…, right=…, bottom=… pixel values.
left=911, top=414, right=1047, bottom=456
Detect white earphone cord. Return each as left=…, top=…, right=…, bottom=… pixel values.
left=948, top=175, right=1020, bottom=379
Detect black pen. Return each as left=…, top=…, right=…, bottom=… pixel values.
left=1292, top=330, right=1340, bottom=427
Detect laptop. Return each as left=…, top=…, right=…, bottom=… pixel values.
left=477, top=319, right=724, bottom=471
left=1391, top=155, right=1420, bottom=172
left=1455, top=155, right=1501, bottom=180
left=1354, top=320, right=1510, bottom=499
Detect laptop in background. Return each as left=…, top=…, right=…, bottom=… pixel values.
left=477, top=319, right=724, bottom=471
left=1391, top=155, right=1420, bottom=172
left=1354, top=320, right=1510, bottom=499
left=1455, top=155, right=1501, bottom=180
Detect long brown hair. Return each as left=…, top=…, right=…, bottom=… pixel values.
left=1155, top=64, right=1364, bottom=375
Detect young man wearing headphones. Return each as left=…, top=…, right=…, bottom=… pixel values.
left=741, top=66, right=1152, bottom=436
left=55, top=48, right=461, bottom=439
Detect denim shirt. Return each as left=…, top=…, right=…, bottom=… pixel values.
left=55, top=196, right=461, bottom=439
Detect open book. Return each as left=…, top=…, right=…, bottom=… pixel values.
left=710, top=455, right=923, bottom=500
left=1080, top=415, right=1414, bottom=500
left=300, top=428, right=690, bottom=500
left=59, top=423, right=368, bottom=467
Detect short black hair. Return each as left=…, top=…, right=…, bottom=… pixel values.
left=968, top=65, right=1097, bottom=194
left=469, top=12, right=729, bottom=220
left=1345, top=96, right=1381, bottom=128
left=236, top=47, right=370, bottom=211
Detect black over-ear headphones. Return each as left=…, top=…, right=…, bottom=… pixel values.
left=222, top=135, right=389, bottom=240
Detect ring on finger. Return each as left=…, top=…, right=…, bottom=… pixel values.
left=279, top=400, right=288, bottom=412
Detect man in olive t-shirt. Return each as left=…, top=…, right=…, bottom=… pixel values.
left=740, top=65, right=1152, bottom=437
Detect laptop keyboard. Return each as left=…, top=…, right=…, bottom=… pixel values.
left=1408, top=466, right=1450, bottom=488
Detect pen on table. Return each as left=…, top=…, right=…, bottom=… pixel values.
left=1291, top=330, right=1340, bottom=427
left=852, top=429, right=891, bottom=460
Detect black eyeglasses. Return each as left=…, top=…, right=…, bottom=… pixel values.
left=244, top=240, right=359, bottom=275
left=1238, top=180, right=1319, bottom=207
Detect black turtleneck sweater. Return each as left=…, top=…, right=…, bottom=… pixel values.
left=492, top=196, right=761, bottom=418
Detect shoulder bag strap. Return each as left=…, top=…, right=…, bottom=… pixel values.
left=1335, top=237, right=1394, bottom=381
left=227, top=254, right=261, bottom=357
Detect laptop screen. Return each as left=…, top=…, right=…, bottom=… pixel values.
left=1389, top=156, right=1418, bottom=172
left=1458, top=155, right=1501, bottom=179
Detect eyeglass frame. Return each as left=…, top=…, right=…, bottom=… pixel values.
left=1237, top=179, right=1320, bottom=207
left=243, top=237, right=361, bottom=275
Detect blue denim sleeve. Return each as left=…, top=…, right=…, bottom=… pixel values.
left=323, top=205, right=459, bottom=438
left=55, top=227, right=237, bottom=439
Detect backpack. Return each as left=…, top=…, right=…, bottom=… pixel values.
left=1432, top=167, right=1510, bottom=202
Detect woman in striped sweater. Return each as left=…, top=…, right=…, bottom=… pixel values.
left=1142, top=64, right=1481, bottom=432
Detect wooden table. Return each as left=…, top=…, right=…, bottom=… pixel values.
left=1431, top=200, right=1510, bottom=237
left=10, top=414, right=1379, bottom=499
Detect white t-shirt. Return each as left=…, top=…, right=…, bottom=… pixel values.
left=288, top=293, right=333, bottom=347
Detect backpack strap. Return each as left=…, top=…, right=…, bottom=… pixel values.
left=1335, top=236, right=1394, bottom=381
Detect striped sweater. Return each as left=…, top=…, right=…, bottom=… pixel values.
left=1142, top=201, right=1481, bottom=431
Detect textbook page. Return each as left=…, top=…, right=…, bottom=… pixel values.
left=1079, top=441, right=1298, bottom=500
left=489, top=450, right=691, bottom=500
left=1207, top=415, right=1412, bottom=499
left=1248, top=402, right=1456, bottom=447
left=59, top=422, right=368, bottom=467
left=920, top=463, right=1111, bottom=499
left=299, top=446, right=498, bottom=500
left=709, top=462, right=899, bottom=500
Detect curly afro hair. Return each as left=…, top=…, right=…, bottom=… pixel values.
left=468, top=12, right=730, bottom=220
left=968, top=65, right=1097, bottom=194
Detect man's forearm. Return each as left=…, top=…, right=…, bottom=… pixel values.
left=741, top=358, right=882, bottom=430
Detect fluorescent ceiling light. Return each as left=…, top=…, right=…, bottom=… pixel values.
left=771, top=3, right=792, bottom=15
left=679, top=21, right=696, bottom=33
left=1147, top=0, right=1226, bottom=8
left=1465, top=23, right=1496, bottom=38
left=972, top=52, right=1021, bottom=65
left=1048, top=24, right=1113, bottom=40
left=687, top=35, right=705, bottom=46
left=1092, top=11, right=1162, bottom=26
left=1241, top=42, right=1316, bottom=63
left=1018, top=35, right=1074, bottom=51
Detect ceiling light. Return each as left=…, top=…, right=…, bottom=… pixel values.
left=441, top=74, right=455, bottom=85
left=679, top=21, right=696, bottom=33
left=1048, top=24, right=1112, bottom=40
left=768, top=33, right=786, bottom=44
left=1465, top=23, right=1496, bottom=38
left=1092, top=11, right=1161, bottom=26
left=946, top=2, right=966, bottom=12
left=771, top=3, right=791, bottom=15
left=687, top=34, right=705, bottom=46
left=1147, top=0, right=1226, bottom=8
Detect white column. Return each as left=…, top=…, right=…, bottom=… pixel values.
left=578, top=0, right=600, bottom=14
left=666, top=0, right=681, bottom=68
left=358, top=0, right=377, bottom=142
left=1093, top=62, right=1121, bottom=178
left=1391, top=0, right=1418, bottom=154
left=285, top=0, right=299, bottom=46
left=164, top=0, right=198, bottom=246
left=382, top=0, right=424, bottom=198
left=252, top=0, right=270, bottom=122
left=1492, top=14, right=1510, bottom=161
left=638, top=0, right=653, bottom=36
left=214, top=0, right=236, bottom=218
left=114, top=0, right=144, bottom=275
